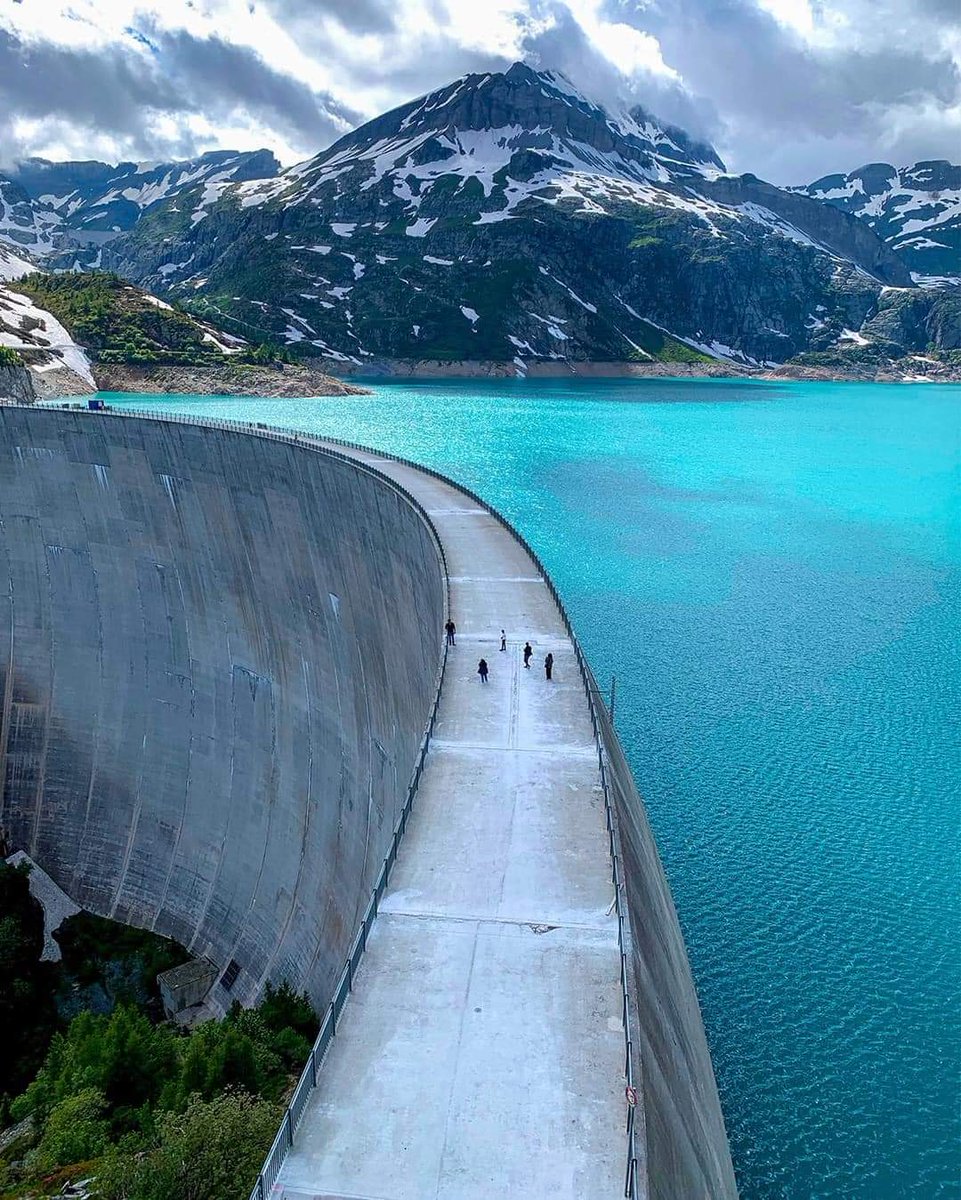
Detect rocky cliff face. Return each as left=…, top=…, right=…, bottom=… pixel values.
left=860, top=286, right=960, bottom=351
left=796, top=160, right=960, bottom=280
left=0, top=360, right=36, bottom=403
left=0, top=176, right=64, bottom=258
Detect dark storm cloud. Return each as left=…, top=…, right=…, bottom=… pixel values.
left=253, top=0, right=509, bottom=105
left=145, top=23, right=360, bottom=142
left=0, top=28, right=181, bottom=139
left=343, top=43, right=512, bottom=100
left=253, top=0, right=396, bottom=35
left=0, top=24, right=357, bottom=163
left=627, top=0, right=958, bottom=131
left=2, top=0, right=957, bottom=180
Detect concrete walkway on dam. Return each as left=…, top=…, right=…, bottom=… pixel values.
left=276, top=444, right=626, bottom=1200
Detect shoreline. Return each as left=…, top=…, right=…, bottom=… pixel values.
left=320, top=357, right=961, bottom=384
left=92, top=362, right=369, bottom=397
left=20, top=360, right=370, bottom=401
left=11, top=357, right=960, bottom=406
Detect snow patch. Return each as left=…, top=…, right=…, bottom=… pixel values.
left=141, top=292, right=174, bottom=311
left=0, top=285, right=95, bottom=384
left=530, top=313, right=568, bottom=340
left=406, top=217, right=437, bottom=237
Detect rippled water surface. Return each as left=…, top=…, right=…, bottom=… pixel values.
left=109, top=378, right=960, bottom=1198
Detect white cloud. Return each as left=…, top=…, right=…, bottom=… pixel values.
left=564, top=0, right=678, bottom=79
left=0, top=0, right=957, bottom=180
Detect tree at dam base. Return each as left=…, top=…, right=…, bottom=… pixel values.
left=0, top=862, right=60, bottom=1104
left=0, top=860, right=318, bottom=1199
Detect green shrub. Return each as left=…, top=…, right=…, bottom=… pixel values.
left=257, top=980, right=318, bottom=1042
left=26, top=1087, right=110, bottom=1171
left=7, top=980, right=318, bottom=1196
left=97, top=1089, right=280, bottom=1200
left=14, top=1005, right=179, bottom=1127
left=9, top=272, right=228, bottom=366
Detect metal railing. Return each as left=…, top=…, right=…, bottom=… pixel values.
left=13, top=400, right=639, bottom=1198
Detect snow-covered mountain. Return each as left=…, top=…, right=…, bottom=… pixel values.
left=8, top=64, right=953, bottom=372
left=0, top=243, right=41, bottom=282
left=6, top=149, right=280, bottom=236
left=0, top=283, right=95, bottom=392
left=796, top=161, right=960, bottom=282
left=92, top=62, right=926, bottom=369
left=244, top=64, right=726, bottom=213
left=0, top=176, right=65, bottom=261
left=0, top=149, right=282, bottom=276
left=217, top=62, right=901, bottom=282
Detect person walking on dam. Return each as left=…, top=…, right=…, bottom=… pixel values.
left=478, top=658, right=489, bottom=684
left=523, top=642, right=533, bottom=669
left=545, top=652, right=554, bottom=681
left=445, top=619, right=456, bottom=647
left=500, top=629, right=507, bottom=652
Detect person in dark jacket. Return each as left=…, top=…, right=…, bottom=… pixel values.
left=545, top=652, right=554, bottom=680
left=523, top=642, right=533, bottom=668
left=445, top=619, right=456, bottom=646
left=478, top=658, right=489, bottom=683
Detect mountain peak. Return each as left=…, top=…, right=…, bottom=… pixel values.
left=277, top=60, right=725, bottom=219
left=796, top=158, right=961, bottom=279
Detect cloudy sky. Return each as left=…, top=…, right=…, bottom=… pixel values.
left=2, top=0, right=958, bottom=183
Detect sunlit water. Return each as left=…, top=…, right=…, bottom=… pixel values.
left=103, top=378, right=960, bottom=1199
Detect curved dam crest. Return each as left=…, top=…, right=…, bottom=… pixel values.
left=0, top=405, right=735, bottom=1198
left=0, top=406, right=443, bottom=1015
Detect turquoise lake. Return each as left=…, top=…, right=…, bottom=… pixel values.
left=106, top=378, right=960, bottom=1199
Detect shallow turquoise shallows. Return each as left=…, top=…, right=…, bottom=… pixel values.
left=106, top=378, right=960, bottom=1199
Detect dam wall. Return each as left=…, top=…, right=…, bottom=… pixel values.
left=592, top=680, right=736, bottom=1199
left=0, top=407, right=444, bottom=1015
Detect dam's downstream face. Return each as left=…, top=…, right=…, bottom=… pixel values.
left=0, top=407, right=443, bottom=1014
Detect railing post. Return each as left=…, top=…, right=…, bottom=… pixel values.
left=609, top=674, right=617, bottom=725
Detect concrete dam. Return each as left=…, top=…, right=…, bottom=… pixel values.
left=0, top=405, right=737, bottom=1199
